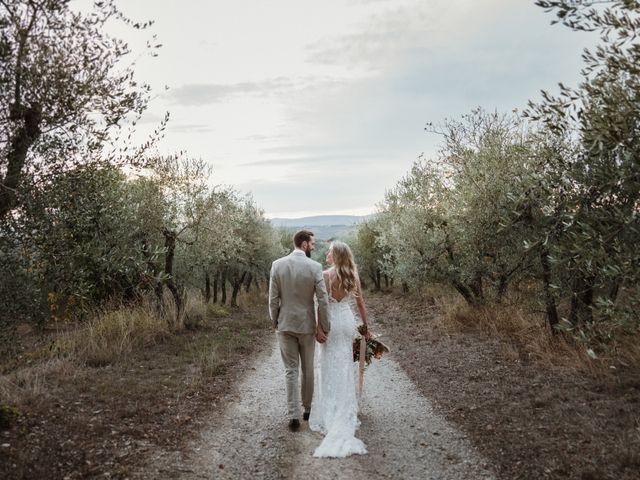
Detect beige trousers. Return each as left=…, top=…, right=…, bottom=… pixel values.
left=276, top=331, right=315, bottom=419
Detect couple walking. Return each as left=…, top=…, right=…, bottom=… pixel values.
left=269, top=230, right=371, bottom=458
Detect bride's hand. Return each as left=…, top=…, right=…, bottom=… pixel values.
left=315, top=329, right=327, bottom=343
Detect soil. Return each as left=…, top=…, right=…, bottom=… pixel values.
left=2, top=292, right=639, bottom=480
left=0, top=304, right=271, bottom=480
left=367, top=291, right=640, bottom=480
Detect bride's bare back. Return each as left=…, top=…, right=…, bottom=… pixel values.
left=324, top=270, right=350, bottom=302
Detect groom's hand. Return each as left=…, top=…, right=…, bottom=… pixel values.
left=315, top=330, right=327, bottom=344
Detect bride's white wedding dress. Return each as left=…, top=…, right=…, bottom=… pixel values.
left=309, top=279, right=367, bottom=458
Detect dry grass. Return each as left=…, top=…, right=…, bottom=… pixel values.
left=0, top=358, right=79, bottom=409
left=196, top=347, right=223, bottom=377
left=184, top=293, right=231, bottom=329
left=54, top=302, right=169, bottom=367
left=427, top=289, right=631, bottom=375
left=0, top=303, right=169, bottom=410
left=1, top=291, right=269, bottom=416
left=613, top=337, right=640, bottom=370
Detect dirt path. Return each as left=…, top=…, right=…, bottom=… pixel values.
left=160, top=339, right=495, bottom=479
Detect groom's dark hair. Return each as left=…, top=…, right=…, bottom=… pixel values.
left=293, top=229, right=314, bottom=248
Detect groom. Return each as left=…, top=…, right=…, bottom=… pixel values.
left=269, top=229, right=330, bottom=431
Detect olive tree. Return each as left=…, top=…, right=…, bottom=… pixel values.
left=0, top=0, right=163, bottom=219
left=147, top=155, right=212, bottom=329
left=351, top=217, right=388, bottom=291
left=522, top=0, right=640, bottom=335
left=1, top=165, right=165, bottom=326
left=373, top=110, right=539, bottom=305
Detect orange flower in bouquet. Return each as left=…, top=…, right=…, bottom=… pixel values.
left=353, top=324, right=389, bottom=365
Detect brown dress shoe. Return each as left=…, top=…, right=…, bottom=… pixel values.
left=288, top=419, right=300, bottom=431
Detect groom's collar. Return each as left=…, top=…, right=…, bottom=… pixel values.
left=291, top=249, right=306, bottom=256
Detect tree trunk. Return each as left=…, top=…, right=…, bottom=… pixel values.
left=204, top=270, right=211, bottom=303
left=569, top=275, right=595, bottom=325
left=444, top=231, right=479, bottom=305
left=0, top=103, right=42, bottom=218
left=452, top=279, right=478, bottom=306
left=230, top=283, right=240, bottom=307
left=220, top=271, right=227, bottom=305
left=609, top=278, right=621, bottom=303
left=582, top=279, right=594, bottom=324
left=569, top=280, right=579, bottom=325
left=244, top=272, right=253, bottom=293
left=213, top=273, right=219, bottom=304
left=495, top=258, right=526, bottom=302
left=163, top=228, right=183, bottom=328
left=141, top=238, right=163, bottom=310
left=497, top=274, right=509, bottom=302
left=369, top=271, right=381, bottom=291
left=231, top=272, right=247, bottom=308
left=384, top=275, right=389, bottom=288
left=540, top=247, right=559, bottom=332
left=155, top=282, right=164, bottom=311
left=469, top=271, right=484, bottom=301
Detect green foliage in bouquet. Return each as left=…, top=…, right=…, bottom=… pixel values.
left=353, top=324, right=390, bottom=365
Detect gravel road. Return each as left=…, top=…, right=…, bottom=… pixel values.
left=160, top=336, right=496, bottom=480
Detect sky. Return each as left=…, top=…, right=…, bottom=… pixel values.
left=98, top=0, right=596, bottom=218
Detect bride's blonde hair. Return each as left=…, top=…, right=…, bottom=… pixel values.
left=330, top=241, right=360, bottom=295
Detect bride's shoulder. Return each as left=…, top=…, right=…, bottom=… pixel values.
left=322, top=269, right=334, bottom=285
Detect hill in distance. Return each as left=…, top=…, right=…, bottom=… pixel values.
left=269, top=214, right=374, bottom=240
left=269, top=215, right=372, bottom=228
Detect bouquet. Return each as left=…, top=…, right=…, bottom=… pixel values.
left=353, top=324, right=389, bottom=366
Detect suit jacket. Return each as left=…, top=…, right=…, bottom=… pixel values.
left=269, top=250, right=330, bottom=335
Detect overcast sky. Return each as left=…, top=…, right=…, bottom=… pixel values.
left=103, top=0, right=595, bottom=218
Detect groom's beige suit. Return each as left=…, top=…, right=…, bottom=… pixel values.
left=269, top=250, right=330, bottom=419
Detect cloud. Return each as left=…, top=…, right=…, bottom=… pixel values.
left=137, top=111, right=168, bottom=125
left=305, top=2, right=437, bottom=69
left=259, top=143, right=385, bottom=157
left=168, top=123, right=214, bottom=133
left=241, top=133, right=285, bottom=142
left=238, top=151, right=386, bottom=168
left=236, top=146, right=415, bottom=216
left=245, top=170, right=388, bottom=215
left=166, top=77, right=295, bottom=106
left=126, top=0, right=599, bottom=218
left=239, top=157, right=318, bottom=168
left=288, top=0, right=595, bottom=161
left=238, top=142, right=398, bottom=169
left=166, top=76, right=348, bottom=106
left=305, top=0, right=521, bottom=70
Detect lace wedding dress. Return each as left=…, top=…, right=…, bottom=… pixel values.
left=309, top=279, right=367, bottom=458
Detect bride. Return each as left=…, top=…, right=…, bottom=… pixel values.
left=309, top=241, right=371, bottom=458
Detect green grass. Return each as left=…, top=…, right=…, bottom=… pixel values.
left=0, top=403, right=19, bottom=428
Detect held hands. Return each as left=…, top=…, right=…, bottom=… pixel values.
left=315, top=328, right=327, bottom=344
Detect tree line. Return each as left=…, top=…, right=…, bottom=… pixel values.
left=352, top=0, right=639, bottom=349
left=0, top=0, right=284, bottom=336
